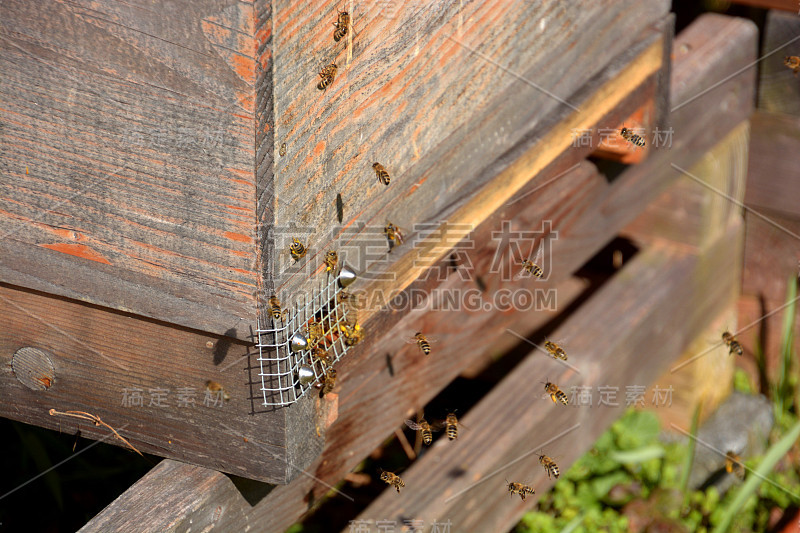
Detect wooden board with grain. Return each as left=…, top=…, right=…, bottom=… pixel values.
left=79, top=14, right=758, bottom=529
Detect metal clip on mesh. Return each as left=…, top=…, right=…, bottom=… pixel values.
left=257, top=265, right=358, bottom=407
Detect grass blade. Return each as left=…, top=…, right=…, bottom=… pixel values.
left=680, top=401, right=702, bottom=505
left=776, top=276, right=797, bottom=416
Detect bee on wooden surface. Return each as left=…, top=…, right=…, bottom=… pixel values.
left=620, top=126, right=645, bottom=148
left=506, top=480, right=535, bottom=501
left=279, top=142, right=286, bottom=157
left=538, top=453, right=560, bottom=479
left=406, top=332, right=434, bottom=355
left=206, top=380, right=231, bottom=402
left=289, top=238, right=307, bottom=260
left=722, top=331, right=743, bottom=356
left=444, top=411, right=459, bottom=441
left=340, top=323, right=364, bottom=346
left=373, top=162, right=390, bottom=185
left=268, top=294, right=288, bottom=321
left=332, top=6, right=351, bottom=42
left=380, top=470, right=405, bottom=493
left=384, top=222, right=404, bottom=251
left=725, top=451, right=745, bottom=479
left=324, top=250, right=339, bottom=273
left=543, top=380, right=568, bottom=405
left=317, top=62, right=337, bottom=91
left=515, top=244, right=544, bottom=280
left=404, top=416, right=436, bottom=445
left=785, top=55, right=800, bottom=75
left=316, top=367, right=337, bottom=395
left=543, top=340, right=568, bottom=361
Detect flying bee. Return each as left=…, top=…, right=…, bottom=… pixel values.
left=785, top=55, right=800, bottom=75
left=406, top=332, right=434, bottom=355
left=268, top=294, right=288, bottom=321
left=404, top=416, right=437, bottom=445
left=722, top=331, right=743, bottom=356
left=332, top=6, right=351, bottom=42
left=279, top=142, right=286, bottom=157
left=543, top=380, right=568, bottom=405
left=289, top=238, right=307, bottom=260
left=380, top=470, right=405, bottom=493
left=373, top=162, right=390, bottom=185
left=725, top=451, right=745, bottom=479
left=543, top=340, right=568, bottom=361
left=444, top=411, right=459, bottom=441
left=324, top=250, right=339, bottom=273
left=620, top=126, right=646, bottom=148
left=316, top=367, right=337, bottom=395
left=384, top=222, right=404, bottom=251
left=506, top=480, right=535, bottom=501
left=205, top=380, right=230, bottom=402
left=515, top=243, right=544, bottom=280
left=317, top=62, right=337, bottom=91
left=538, top=453, right=560, bottom=479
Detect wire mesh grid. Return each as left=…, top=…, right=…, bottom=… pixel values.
left=256, top=271, right=356, bottom=407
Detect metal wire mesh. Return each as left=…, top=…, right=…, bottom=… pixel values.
left=256, top=270, right=356, bottom=407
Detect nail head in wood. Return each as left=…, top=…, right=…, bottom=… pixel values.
left=11, top=347, right=56, bottom=391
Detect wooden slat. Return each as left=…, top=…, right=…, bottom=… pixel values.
left=353, top=218, right=741, bottom=532
left=0, top=0, right=261, bottom=337
left=729, top=0, right=799, bottom=12
left=756, top=10, right=800, bottom=116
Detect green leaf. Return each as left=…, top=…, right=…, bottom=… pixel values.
left=609, top=445, right=665, bottom=464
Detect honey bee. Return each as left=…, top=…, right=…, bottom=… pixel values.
left=785, top=56, right=800, bottom=75
left=205, top=380, right=231, bottom=402
left=373, top=162, right=390, bottom=185
left=310, top=345, right=331, bottom=367
left=543, top=380, right=568, bottom=405
left=289, top=238, right=307, bottom=260
left=725, top=451, right=745, bottom=479
left=380, top=470, right=405, bottom=493
left=444, top=411, right=459, bottom=441
left=620, top=126, right=646, bottom=148
left=268, top=294, right=288, bottom=321
left=384, top=222, right=404, bottom=251
left=406, top=332, right=434, bottom=355
left=543, top=340, right=567, bottom=361
left=324, top=250, right=339, bottom=273
left=317, top=62, right=337, bottom=91
left=515, top=244, right=544, bottom=280
left=332, top=6, right=351, bottom=42
left=279, top=142, right=286, bottom=157
left=722, top=331, right=743, bottom=356
left=316, top=367, right=337, bottom=395
left=404, top=416, right=436, bottom=445
left=506, top=480, right=535, bottom=501
left=340, top=323, right=364, bottom=346
left=538, top=453, right=560, bottom=479
left=306, top=320, right=325, bottom=345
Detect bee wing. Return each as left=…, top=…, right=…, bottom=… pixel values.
left=404, top=419, right=422, bottom=430
left=532, top=242, right=544, bottom=264
left=404, top=337, right=420, bottom=344
left=513, top=267, right=531, bottom=281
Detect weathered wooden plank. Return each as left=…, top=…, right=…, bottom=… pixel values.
left=0, top=281, right=298, bottom=484
left=0, top=0, right=261, bottom=337
left=756, top=10, right=800, bottom=116
left=744, top=111, right=800, bottom=218
left=353, top=221, right=742, bottom=533
left=78, top=12, right=757, bottom=532
left=272, top=0, right=670, bottom=306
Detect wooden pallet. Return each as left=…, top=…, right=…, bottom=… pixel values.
left=76, top=13, right=756, bottom=532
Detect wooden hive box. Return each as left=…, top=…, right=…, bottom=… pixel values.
left=0, top=0, right=700, bottom=489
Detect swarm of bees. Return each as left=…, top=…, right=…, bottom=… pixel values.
left=620, top=126, right=646, bottom=148
left=721, top=330, right=743, bottom=356
left=785, top=55, right=800, bottom=76
left=543, top=381, right=568, bottom=405
left=506, top=480, right=536, bottom=501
